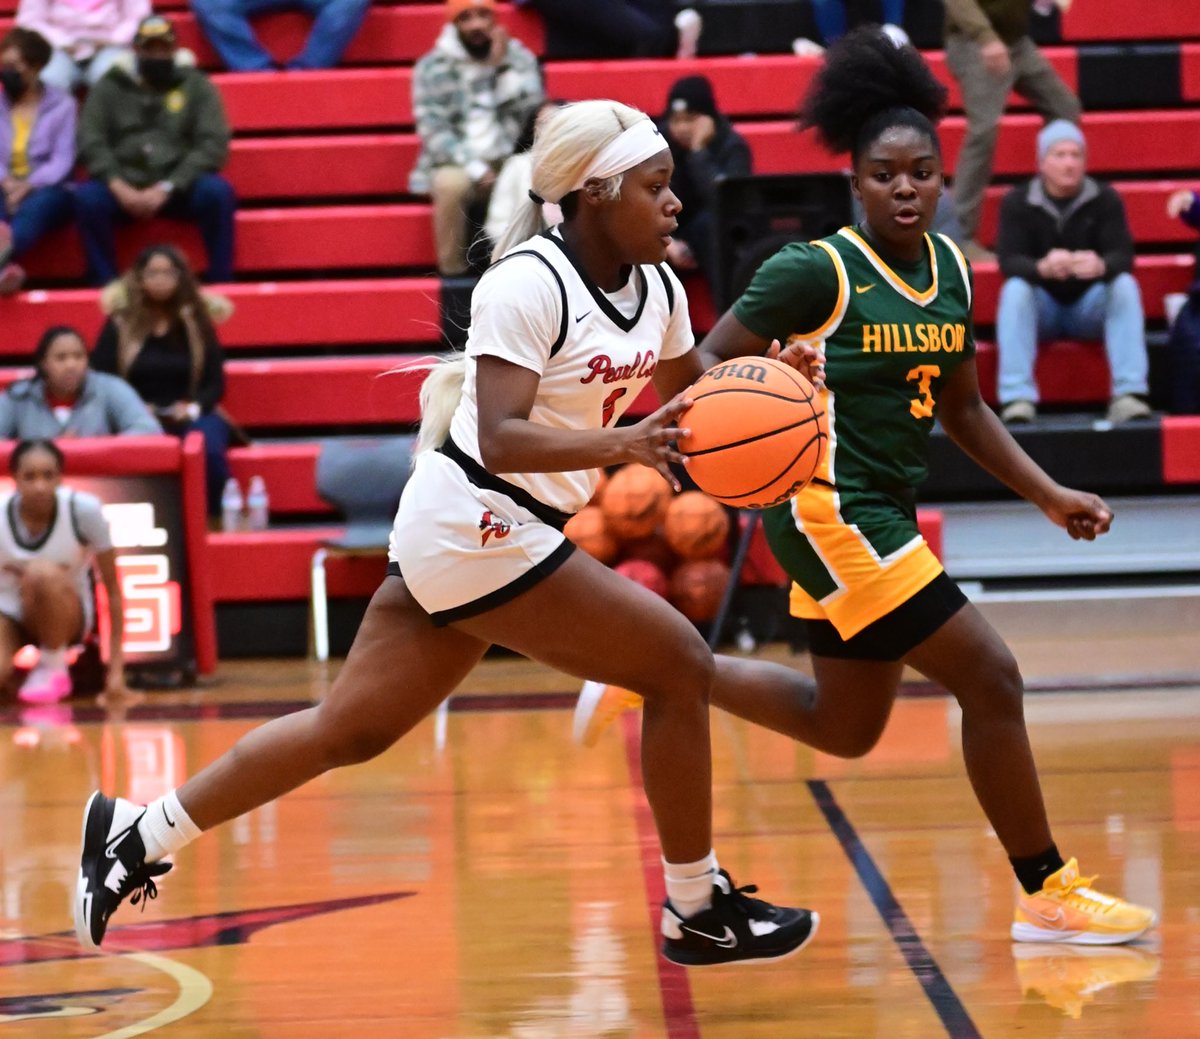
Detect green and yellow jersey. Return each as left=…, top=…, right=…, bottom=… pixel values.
left=732, top=226, right=975, bottom=638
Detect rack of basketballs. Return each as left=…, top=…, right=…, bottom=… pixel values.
left=564, top=464, right=739, bottom=626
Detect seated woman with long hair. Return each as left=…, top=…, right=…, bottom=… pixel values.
left=92, top=244, right=235, bottom=514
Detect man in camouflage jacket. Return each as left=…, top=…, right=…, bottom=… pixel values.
left=410, top=0, right=544, bottom=275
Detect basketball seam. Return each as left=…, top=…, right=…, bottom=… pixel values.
left=682, top=414, right=827, bottom=458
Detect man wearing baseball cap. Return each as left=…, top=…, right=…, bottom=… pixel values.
left=995, top=120, right=1151, bottom=425
left=75, top=15, right=236, bottom=284
left=410, top=0, right=544, bottom=276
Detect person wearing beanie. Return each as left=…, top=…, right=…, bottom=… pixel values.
left=657, top=74, right=750, bottom=296
left=410, top=0, right=543, bottom=275
left=943, top=0, right=1081, bottom=263
left=190, top=0, right=369, bottom=71
left=995, top=119, right=1151, bottom=425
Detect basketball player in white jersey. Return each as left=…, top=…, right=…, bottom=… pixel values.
left=0, top=439, right=128, bottom=704
left=75, top=100, right=824, bottom=969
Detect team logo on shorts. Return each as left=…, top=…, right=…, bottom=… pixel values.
left=479, top=510, right=511, bottom=546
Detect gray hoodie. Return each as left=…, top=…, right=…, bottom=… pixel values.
left=0, top=371, right=163, bottom=438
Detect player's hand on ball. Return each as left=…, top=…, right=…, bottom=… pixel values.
left=768, top=337, right=826, bottom=391
left=625, top=396, right=692, bottom=491
left=1042, top=486, right=1113, bottom=541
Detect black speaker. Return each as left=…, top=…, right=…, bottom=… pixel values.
left=712, top=173, right=854, bottom=310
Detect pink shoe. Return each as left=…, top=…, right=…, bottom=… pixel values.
left=17, top=665, right=73, bottom=704
left=0, top=262, right=26, bottom=296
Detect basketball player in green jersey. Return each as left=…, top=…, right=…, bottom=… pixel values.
left=577, top=28, right=1156, bottom=945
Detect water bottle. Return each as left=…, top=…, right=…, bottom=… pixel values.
left=221, top=477, right=244, bottom=532
left=246, top=475, right=269, bottom=532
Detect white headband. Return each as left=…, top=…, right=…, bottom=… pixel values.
left=567, top=119, right=668, bottom=196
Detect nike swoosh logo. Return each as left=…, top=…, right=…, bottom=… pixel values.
left=575, top=310, right=592, bottom=323
left=163, top=805, right=176, bottom=828
left=681, top=924, right=737, bottom=948
left=1028, top=906, right=1067, bottom=928
left=105, top=830, right=129, bottom=859
left=855, top=283, right=876, bottom=294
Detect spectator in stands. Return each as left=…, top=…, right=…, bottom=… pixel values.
left=411, top=0, right=544, bottom=277
left=1165, top=187, right=1200, bottom=413
left=995, top=120, right=1150, bottom=425
left=189, top=0, right=370, bottom=72
left=658, top=75, right=750, bottom=295
left=0, top=326, right=163, bottom=438
left=0, top=28, right=76, bottom=296
left=0, top=439, right=129, bottom=704
left=16, top=0, right=147, bottom=91
left=944, top=0, right=1080, bottom=263
left=516, top=0, right=701, bottom=61
left=92, top=244, right=234, bottom=514
left=792, top=0, right=909, bottom=56
left=75, top=16, right=236, bottom=286
left=484, top=98, right=564, bottom=247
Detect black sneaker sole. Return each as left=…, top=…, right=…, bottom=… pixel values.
left=662, top=910, right=820, bottom=967
left=74, top=790, right=107, bottom=950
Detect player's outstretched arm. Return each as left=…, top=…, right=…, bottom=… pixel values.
left=935, top=359, right=1112, bottom=540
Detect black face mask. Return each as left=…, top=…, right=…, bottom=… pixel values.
left=138, top=56, right=176, bottom=89
left=0, top=67, right=25, bottom=103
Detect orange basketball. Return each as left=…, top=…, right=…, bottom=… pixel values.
left=600, top=464, right=672, bottom=541
left=669, top=558, right=730, bottom=623
left=615, top=558, right=669, bottom=598
left=677, top=357, right=826, bottom=509
left=589, top=468, right=609, bottom=505
left=664, top=491, right=730, bottom=560
left=564, top=505, right=619, bottom=564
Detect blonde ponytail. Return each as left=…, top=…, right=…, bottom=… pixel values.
left=490, top=99, right=649, bottom=262
left=414, top=354, right=467, bottom=456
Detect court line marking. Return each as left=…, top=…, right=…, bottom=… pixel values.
left=621, top=711, right=701, bottom=1039
left=807, top=779, right=982, bottom=1039
left=94, top=952, right=213, bottom=1039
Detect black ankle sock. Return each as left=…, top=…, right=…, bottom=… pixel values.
left=1010, top=844, right=1066, bottom=895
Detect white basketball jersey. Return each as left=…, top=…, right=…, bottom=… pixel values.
left=0, top=487, right=94, bottom=624
left=448, top=229, right=694, bottom=514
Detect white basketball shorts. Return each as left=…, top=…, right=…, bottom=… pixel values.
left=387, top=448, right=576, bottom=626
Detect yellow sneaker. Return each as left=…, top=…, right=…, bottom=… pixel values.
left=1013, top=942, right=1161, bottom=1018
left=572, top=681, right=643, bottom=747
left=1011, top=858, right=1157, bottom=945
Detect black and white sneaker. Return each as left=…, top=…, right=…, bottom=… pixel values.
left=661, top=870, right=818, bottom=966
left=74, top=790, right=172, bottom=950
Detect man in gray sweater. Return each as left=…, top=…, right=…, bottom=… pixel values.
left=944, top=0, right=1080, bottom=262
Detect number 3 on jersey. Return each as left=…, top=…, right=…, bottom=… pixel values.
left=906, top=364, right=942, bottom=420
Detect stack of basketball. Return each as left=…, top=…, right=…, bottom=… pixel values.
left=564, top=464, right=732, bottom=623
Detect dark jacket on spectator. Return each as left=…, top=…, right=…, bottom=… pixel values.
left=996, top=176, right=1134, bottom=305
left=0, top=370, right=162, bottom=438
left=93, top=282, right=230, bottom=412
left=944, top=0, right=1030, bottom=45
left=77, top=49, right=230, bottom=192
left=660, top=114, right=752, bottom=237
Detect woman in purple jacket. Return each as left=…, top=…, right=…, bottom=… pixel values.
left=0, top=28, right=76, bottom=295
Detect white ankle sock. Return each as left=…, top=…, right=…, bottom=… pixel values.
left=38, top=646, right=66, bottom=671
left=663, top=850, right=718, bottom=918
left=138, top=790, right=202, bottom=863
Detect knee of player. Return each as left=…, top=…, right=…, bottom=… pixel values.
left=829, top=722, right=887, bottom=759
left=960, top=653, right=1025, bottom=717
left=643, top=637, right=715, bottom=705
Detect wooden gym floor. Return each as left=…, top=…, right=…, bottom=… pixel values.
left=1, top=614, right=1198, bottom=1038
